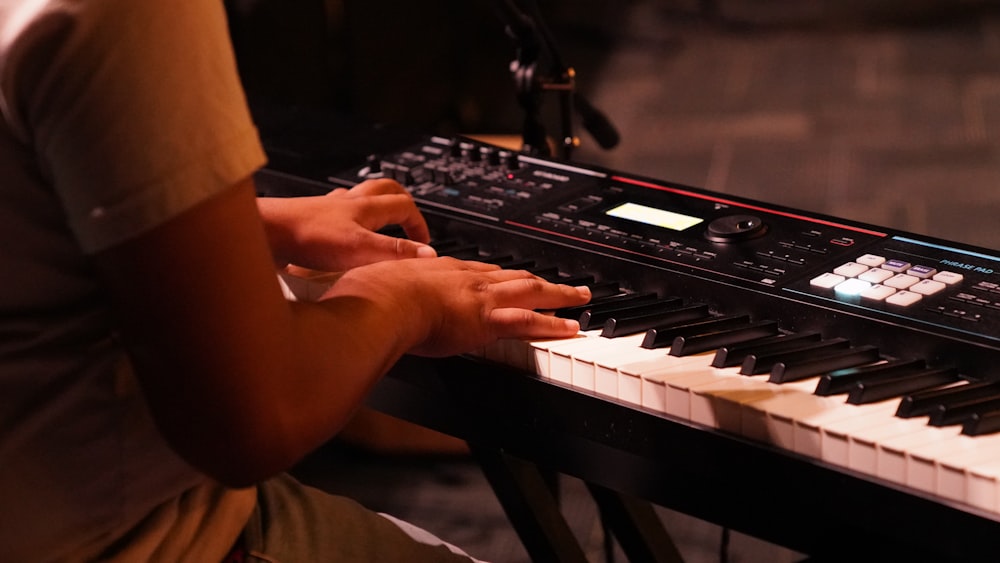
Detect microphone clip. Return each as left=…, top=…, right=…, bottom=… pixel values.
left=492, top=0, right=619, bottom=160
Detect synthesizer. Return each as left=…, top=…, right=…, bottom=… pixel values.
left=254, top=109, right=1000, bottom=560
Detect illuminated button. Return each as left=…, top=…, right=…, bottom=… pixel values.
left=910, top=279, right=946, bottom=296
left=856, top=254, right=886, bottom=267
left=810, top=273, right=845, bottom=289
left=834, top=278, right=872, bottom=297
left=884, top=273, right=919, bottom=289
left=882, top=259, right=911, bottom=273
left=886, top=290, right=922, bottom=306
left=859, top=268, right=894, bottom=284
left=833, top=262, right=869, bottom=278
left=933, top=271, right=964, bottom=285
left=907, top=265, right=937, bottom=279
left=860, top=284, right=896, bottom=301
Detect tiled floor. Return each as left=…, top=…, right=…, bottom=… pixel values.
left=291, top=2, right=1000, bottom=561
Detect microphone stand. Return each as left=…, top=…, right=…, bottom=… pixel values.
left=491, top=0, right=619, bottom=160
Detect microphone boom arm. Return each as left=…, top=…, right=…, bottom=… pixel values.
left=491, top=0, right=619, bottom=159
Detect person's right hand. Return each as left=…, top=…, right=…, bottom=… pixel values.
left=321, top=256, right=592, bottom=358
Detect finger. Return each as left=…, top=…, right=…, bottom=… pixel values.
left=487, top=308, right=581, bottom=340
left=486, top=277, right=592, bottom=309
left=347, top=231, right=438, bottom=264
left=435, top=256, right=503, bottom=272
left=345, top=178, right=409, bottom=198
left=354, top=194, right=432, bottom=244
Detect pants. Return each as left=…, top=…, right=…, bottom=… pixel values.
left=241, top=473, right=487, bottom=562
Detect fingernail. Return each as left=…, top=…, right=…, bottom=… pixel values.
left=576, top=286, right=592, bottom=298
left=416, top=245, right=437, bottom=258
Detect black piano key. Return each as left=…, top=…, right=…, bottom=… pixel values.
left=712, top=332, right=820, bottom=368
left=553, top=292, right=660, bottom=320
left=555, top=274, right=596, bottom=287
left=430, top=239, right=465, bottom=252
left=814, top=358, right=926, bottom=396
left=740, top=338, right=850, bottom=375
left=641, top=314, right=752, bottom=349
left=586, top=280, right=622, bottom=299
left=712, top=331, right=822, bottom=368
left=929, top=395, right=1000, bottom=427
left=529, top=266, right=561, bottom=280
left=962, top=410, right=1000, bottom=436
left=896, top=380, right=1000, bottom=418
left=482, top=254, right=516, bottom=265
left=768, top=345, right=881, bottom=384
left=667, top=320, right=781, bottom=357
left=437, top=244, right=481, bottom=258
left=579, top=298, right=684, bottom=331
left=846, top=367, right=959, bottom=405
left=507, top=259, right=541, bottom=270
left=603, top=304, right=715, bottom=339
left=546, top=277, right=620, bottom=299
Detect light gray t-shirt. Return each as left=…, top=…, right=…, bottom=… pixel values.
left=0, top=0, right=266, bottom=560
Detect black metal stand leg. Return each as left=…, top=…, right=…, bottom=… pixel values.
left=587, top=483, right=685, bottom=563
left=470, top=445, right=589, bottom=563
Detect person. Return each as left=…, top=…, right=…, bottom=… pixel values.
left=0, top=0, right=591, bottom=561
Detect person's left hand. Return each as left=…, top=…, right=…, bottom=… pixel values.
left=258, top=178, right=437, bottom=272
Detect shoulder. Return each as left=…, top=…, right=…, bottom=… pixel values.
left=1, top=1, right=237, bottom=138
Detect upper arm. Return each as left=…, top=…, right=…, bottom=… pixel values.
left=93, top=177, right=304, bottom=485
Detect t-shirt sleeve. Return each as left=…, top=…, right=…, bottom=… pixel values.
left=2, top=0, right=267, bottom=253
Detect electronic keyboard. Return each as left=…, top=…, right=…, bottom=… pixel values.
left=255, top=111, right=1000, bottom=560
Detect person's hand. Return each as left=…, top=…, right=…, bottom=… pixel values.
left=322, top=257, right=592, bottom=358
left=258, top=178, right=437, bottom=272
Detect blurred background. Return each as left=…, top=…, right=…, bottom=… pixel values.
left=227, top=1, right=1000, bottom=560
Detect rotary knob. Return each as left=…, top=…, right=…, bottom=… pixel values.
left=705, top=214, right=768, bottom=243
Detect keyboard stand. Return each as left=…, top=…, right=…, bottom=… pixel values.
left=471, top=445, right=588, bottom=563
left=472, top=445, right=684, bottom=563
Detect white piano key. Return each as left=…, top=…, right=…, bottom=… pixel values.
left=624, top=353, right=719, bottom=420
left=711, top=374, right=835, bottom=449
left=842, top=416, right=927, bottom=480
left=562, top=333, right=655, bottom=394
left=877, top=425, right=957, bottom=486
left=790, top=399, right=876, bottom=465
left=904, top=427, right=968, bottom=495
left=548, top=332, right=623, bottom=387
left=816, top=402, right=900, bottom=470
left=933, top=435, right=1000, bottom=504
left=593, top=344, right=668, bottom=399
left=688, top=371, right=776, bottom=434
left=640, top=369, right=669, bottom=414
left=527, top=330, right=602, bottom=383
left=665, top=366, right=745, bottom=422
left=967, top=457, right=1000, bottom=513
left=627, top=354, right=719, bottom=415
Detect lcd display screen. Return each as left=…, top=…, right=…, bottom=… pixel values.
left=606, top=202, right=703, bottom=231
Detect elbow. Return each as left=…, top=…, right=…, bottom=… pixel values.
left=152, top=405, right=310, bottom=489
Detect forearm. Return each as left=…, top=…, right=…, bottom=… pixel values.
left=192, top=296, right=421, bottom=487
left=97, top=182, right=428, bottom=486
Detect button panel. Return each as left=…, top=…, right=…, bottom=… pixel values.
left=809, top=253, right=963, bottom=309
left=792, top=236, right=1000, bottom=334
left=327, top=135, right=1000, bottom=343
